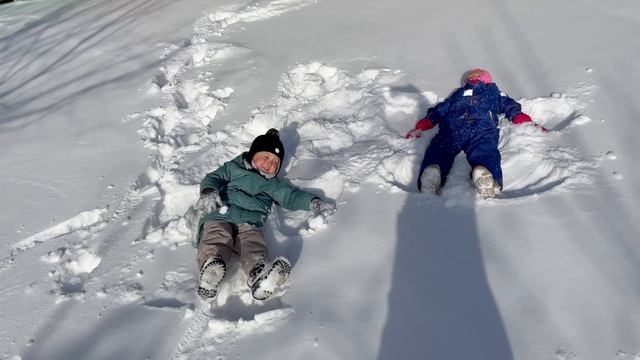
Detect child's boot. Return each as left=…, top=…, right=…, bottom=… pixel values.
left=248, top=257, right=292, bottom=301
left=472, top=165, right=499, bottom=199
left=420, top=164, right=442, bottom=194
left=198, top=257, right=226, bottom=299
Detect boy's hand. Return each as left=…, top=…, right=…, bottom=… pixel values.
left=310, top=198, right=335, bottom=216
left=196, top=189, right=224, bottom=213
left=405, top=118, right=434, bottom=139
left=184, top=189, right=224, bottom=247
left=307, top=198, right=336, bottom=231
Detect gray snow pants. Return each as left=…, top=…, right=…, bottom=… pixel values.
left=196, top=220, right=268, bottom=275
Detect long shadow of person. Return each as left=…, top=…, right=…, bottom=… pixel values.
left=377, top=193, right=513, bottom=359
left=375, top=114, right=515, bottom=360
left=377, top=77, right=514, bottom=358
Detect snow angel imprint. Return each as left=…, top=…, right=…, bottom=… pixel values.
left=406, top=68, right=545, bottom=198
left=185, top=129, right=334, bottom=301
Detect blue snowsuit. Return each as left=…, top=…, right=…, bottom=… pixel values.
left=417, top=81, right=523, bottom=190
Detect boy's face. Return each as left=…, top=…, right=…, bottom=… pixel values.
left=252, top=151, right=281, bottom=176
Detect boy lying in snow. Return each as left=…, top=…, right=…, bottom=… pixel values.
left=406, top=68, right=542, bottom=198
left=188, top=129, right=332, bottom=300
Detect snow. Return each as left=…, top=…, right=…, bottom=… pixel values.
left=64, top=249, right=101, bottom=276
left=14, top=208, right=108, bottom=251
left=1, top=0, right=640, bottom=359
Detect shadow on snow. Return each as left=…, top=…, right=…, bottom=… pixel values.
left=378, top=194, right=513, bottom=359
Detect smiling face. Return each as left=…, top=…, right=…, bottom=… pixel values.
left=252, top=151, right=281, bottom=176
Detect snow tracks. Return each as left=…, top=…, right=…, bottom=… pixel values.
left=132, top=3, right=598, bottom=357
left=6, top=0, right=600, bottom=358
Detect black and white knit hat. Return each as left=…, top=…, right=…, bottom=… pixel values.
left=247, top=128, right=285, bottom=163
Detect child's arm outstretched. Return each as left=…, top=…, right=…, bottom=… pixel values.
left=498, top=93, right=528, bottom=123
left=195, top=162, right=232, bottom=214
left=406, top=93, right=456, bottom=138
left=268, top=179, right=328, bottom=214
left=186, top=162, right=232, bottom=245
left=499, top=92, right=548, bottom=131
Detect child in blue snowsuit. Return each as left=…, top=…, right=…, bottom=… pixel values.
left=406, top=69, right=538, bottom=198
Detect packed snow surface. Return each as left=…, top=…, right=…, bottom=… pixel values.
left=1, top=0, right=639, bottom=359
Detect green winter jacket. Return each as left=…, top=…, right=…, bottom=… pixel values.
left=196, top=153, right=317, bottom=244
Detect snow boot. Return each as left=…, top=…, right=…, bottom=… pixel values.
left=420, top=164, right=442, bottom=194
left=472, top=165, right=499, bottom=199
left=247, top=257, right=292, bottom=301
left=198, top=257, right=226, bottom=299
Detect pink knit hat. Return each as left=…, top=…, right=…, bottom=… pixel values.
left=464, top=68, right=493, bottom=84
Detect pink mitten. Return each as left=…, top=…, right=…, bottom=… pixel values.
left=512, top=113, right=532, bottom=124
left=405, top=118, right=434, bottom=139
